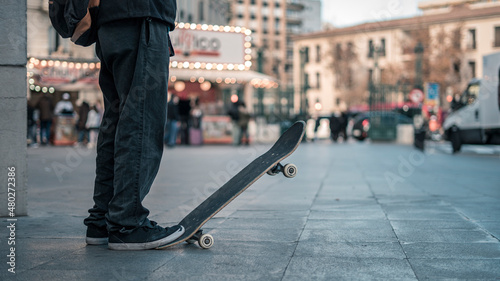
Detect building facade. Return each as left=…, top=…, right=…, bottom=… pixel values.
left=229, top=0, right=321, bottom=87
left=177, top=0, right=231, bottom=25
left=293, top=0, right=500, bottom=116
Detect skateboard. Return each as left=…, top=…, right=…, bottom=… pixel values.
left=157, top=121, right=305, bottom=249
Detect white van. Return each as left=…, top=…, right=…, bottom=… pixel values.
left=443, top=52, right=500, bottom=153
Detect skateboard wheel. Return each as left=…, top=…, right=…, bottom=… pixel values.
left=199, top=234, right=214, bottom=249
left=283, top=164, right=297, bottom=178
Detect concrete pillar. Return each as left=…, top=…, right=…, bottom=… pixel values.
left=0, top=1, right=28, bottom=216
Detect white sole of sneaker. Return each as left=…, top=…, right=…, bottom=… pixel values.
left=108, top=226, right=185, bottom=250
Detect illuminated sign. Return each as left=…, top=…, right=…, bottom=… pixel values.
left=170, top=23, right=252, bottom=71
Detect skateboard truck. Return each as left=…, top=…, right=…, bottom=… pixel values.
left=266, top=162, right=297, bottom=178
left=185, top=229, right=214, bottom=249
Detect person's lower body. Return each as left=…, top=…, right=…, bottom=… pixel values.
left=232, top=121, right=241, bottom=146
left=27, top=124, right=38, bottom=147
left=83, top=17, right=183, bottom=250
left=39, top=120, right=51, bottom=145
left=164, top=119, right=178, bottom=147
left=77, top=129, right=90, bottom=145
left=239, top=126, right=249, bottom=145
left=88, top=128, right=99, bottom=148
left=331, top=131, right=339, bottom=142
left=179, top=117, right=189, bottom=145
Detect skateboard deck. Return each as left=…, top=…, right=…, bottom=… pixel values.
left=158, top=121, right=305, bottom=249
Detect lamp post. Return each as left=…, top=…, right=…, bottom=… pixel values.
left=413, top=41, right=426, bottom=150
left=257, top=48, right=264, bottom=117
left=299, top=47, right=308, bottom=118
left=414, top=42, right=424, bottom=90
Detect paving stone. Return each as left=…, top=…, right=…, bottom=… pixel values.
left=391, top=220, right=479, bottom=230
left=147, top=254, right=291, bottom=280
left=300, top=228, right=398, bottom=243
left=283, top=257, right=416, bottom=280
left=410, top=259, right=500, bottom=280
left=294, top=242, right=406, bottom=258
left=394, top=228, right=498, bottom=243
left=402, top=243, right=500, bottom=259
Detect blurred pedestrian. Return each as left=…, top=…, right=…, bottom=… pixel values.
left=238, top=102, right=251, bottom=145
left=189, top=97, right=203, bottom=145
left=27, top=100, right=38, bottom=147
left=54, top=92, right=74, bottom=115
left=164, top=94, right=180, bottom=148
left=313, top=117, right=321, bottom=141
left=329, top=113, right=341, bottom=142
left=85, top=105, right=101, bottom=149
left=340, top=112, right=348, bottom=141
left=228, top=101, right=241, bottom=145
left=82, top=1, right=184, bottom=250
left=35, top=92, right=54, bottom=145
left=76, top=101, right=90, bottom=146
left=178, top=97, right=191, bottom=145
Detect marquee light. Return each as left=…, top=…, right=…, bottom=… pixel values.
left=171, top=22, right=253, bottom=71
left=26, top=57, right=100, bottom=94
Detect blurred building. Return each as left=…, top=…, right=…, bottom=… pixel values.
left=177, top=0, right=231, bottom=25
left=230, top=0, right=321, bottom=88
left=292, top=0, right=500, bottom=116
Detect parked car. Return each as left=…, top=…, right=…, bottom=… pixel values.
left=351, top=111, right=413, bottom=141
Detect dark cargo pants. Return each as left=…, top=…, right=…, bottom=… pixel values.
left=84, top=18, right=171, bottom=233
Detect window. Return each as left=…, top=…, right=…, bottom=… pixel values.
left=48, top=27, right=68, bottom=54
left=380, top=38, right=386, bottom=57
left=461, top=82, right=480, bottom=105
left=198, top=1, right=204, bottom=22
left=454, top=60, right=461, bottom=77
left=368, top=69, right=373, bottom=84
left=368, top=40, right=374, bottom=58
left=495, top=26, right=500, bottom=47
left=302, top=47, right=309, bottom=63
left=335, top=43, right=342, bottom=60
left=316, top=45, right=321, bottom=62
left=346, top=42, right=354, bottom=58
left=304, top=73, right=310, bottom=89
left=453, top=28, right=461, bottom=50
left=316, top=72, right=320, bottom=88
left=469, top=61, right=476, bottom=78
left=467, top=29, right=476, bottom=49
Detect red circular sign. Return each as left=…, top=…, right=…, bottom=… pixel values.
left=409, top=88, right=424, bottom=104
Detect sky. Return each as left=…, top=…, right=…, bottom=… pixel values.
left=322, top=0, right=429, bottom=28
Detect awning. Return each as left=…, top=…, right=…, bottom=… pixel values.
left=169, top=68, right=279, bottom=88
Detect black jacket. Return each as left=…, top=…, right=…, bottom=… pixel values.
left=98, top=0, right=177, bottom=30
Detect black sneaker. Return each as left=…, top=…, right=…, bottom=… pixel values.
left=108, top=222, right=184, bottom=250
left=86, top=225, right=108, bottom=245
